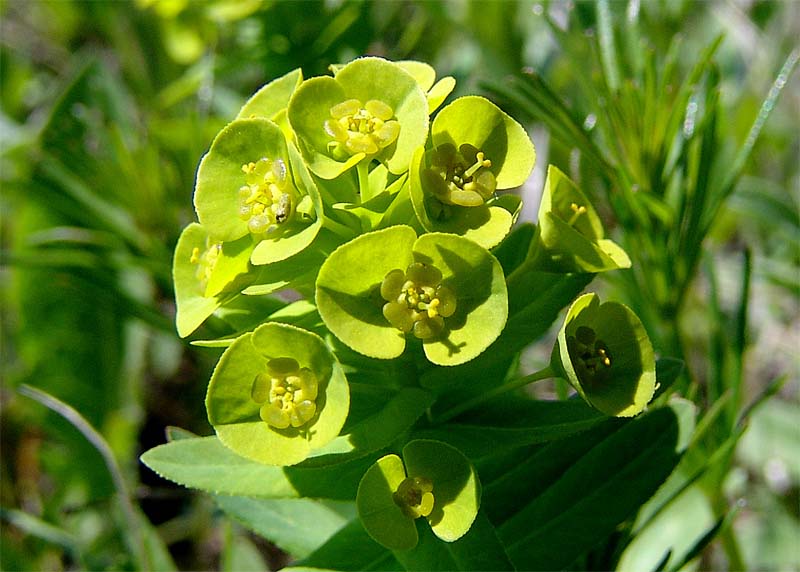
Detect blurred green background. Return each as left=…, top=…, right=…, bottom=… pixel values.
left=1, top=1, right=797, bottom=570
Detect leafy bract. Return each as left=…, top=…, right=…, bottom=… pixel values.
left=237, top=68, right=303, bottom=120
left=551, top=293, right=656, bottom=417
left=357, top=440, right=480, bottom=550
left=206, top=322, right=349, bottom=466
left=531, top=165, right=630, bottom=273
left=173, top=222, right=252, bottom=337
left=315, top=225, right=416, bottom=360
left=288, top=57, right=429, bottom=179
left=315, top=226, right=508, bottom=365
left=250, top=139, right=325, bottom=266
left=356, top=454, right=418, bottom=551
left=193, top=117, right=323, bottom=266
left=409, top=96, right=534, bottom=248
left=396, top=60, right=456, bottom=114
left=410, top=147, right=518, bottom=250
left=402, top=440, right=480, bottom=543
left=432, top=96, right=535, bottom=190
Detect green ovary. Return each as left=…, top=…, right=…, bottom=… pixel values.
left=238, top=157, right=298, bottom=235
left=566, top=325, right=613, bottom=386
left=380, top=262, right=456, bottom=340
left=324, top=98, right=400, bottom=159
left=190, top=240, right=221, bottom=291
left=250, top=357, right=319, bottom=429
left=393, top=476, right=435, bottom=520
left=422, top=143, right=497, bottom=215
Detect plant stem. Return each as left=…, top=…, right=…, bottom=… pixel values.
left=436, top=365, right=555, bottom=424
left=357, top=161, right=372, bottom=202
left=321, top=215, right=357, bottom=240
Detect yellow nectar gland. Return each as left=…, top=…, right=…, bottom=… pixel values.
left=393, top=476, right=435, bottom=520
left=250, top=357, right=319, bottom=429
left=380, top=262, right=456, bottom=340
left=423, top=143, right=497, bottom=214
left=190, top=241, right=222, bottom=291
left=567, top=325, right=613, bottom=382
left=324, top=98, right=400, bottom=158
left=238, top=157, right=295, bottom=235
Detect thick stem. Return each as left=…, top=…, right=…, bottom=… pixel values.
left=435, top=365, right=555, bottom=424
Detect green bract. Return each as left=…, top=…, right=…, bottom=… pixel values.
left=410, top=96, right=535, bottom=249
left=206, top=322, right=350, bottom=466
left=236, top=67, right=303, bottom=122
left=193, top=117, right=323, bottom=266
left=395, top=60, right=456, bottom=114
left=551, top=293, right=656, bottom=417
left=173, top=222, right=252, bottom=337
left=356, top=440, right=479, bottom=550
left=315, top=225, right=508, bottom=366
left=531, top=165, right=631, bottom=273
left=288, top=57, right=429, bottom=179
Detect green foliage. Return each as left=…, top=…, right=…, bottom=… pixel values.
left=4, top=1, right=797, bottom=571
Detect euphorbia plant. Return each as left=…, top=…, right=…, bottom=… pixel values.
left=144, top=56, right=688, bottom=568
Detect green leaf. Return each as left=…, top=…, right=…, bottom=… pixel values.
left=420, top=271, right=591, bottom=391
left=294, top=519, right=399, bottom=571
left=653, top=358, right=685, bottom=400
left=498, top=406, right=682, bottom=571
left=301, top=387, right=434, bottom=467
left=396, top=61, right=436, bottom=91
left=393, top=511, right=513, bottom=571
left=237, top=68, right=303, bottom=120
left=357, top=454, right=419, bottom=550
left=617, top=484, right=715, bottom=572
left=206, top=323, right=350, bottom=466
left=415, top=398, right=606, bottom=459
left=551, top=293, right=656, bottom=417
left=216, top=496, right=350, bottom=559
left=426, top=77, right=457, bottom=115
left=481, top=419, right=623, bottom=523
left=140, top=436, right=376, bottom=499
left=493, top=218, right=537, bottom=280
left=402, top=440, right=480, bottom=543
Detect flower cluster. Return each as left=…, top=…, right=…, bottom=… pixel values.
left=164, top=56, right=660, bottom=552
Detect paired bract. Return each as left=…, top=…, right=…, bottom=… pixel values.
left=357, top=440, right=480, bottom=550
left=315, top=225, right=508, bottom=366
left=552, top=293, right=656, bottom=417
